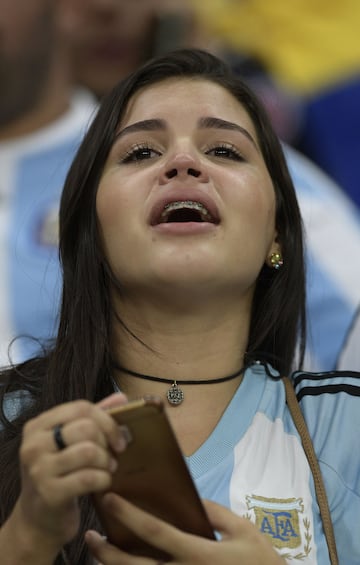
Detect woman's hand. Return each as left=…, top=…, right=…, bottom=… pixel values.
left=85, top=494, right=286, bottom=564
left=2, top=393, right=128, bottom=563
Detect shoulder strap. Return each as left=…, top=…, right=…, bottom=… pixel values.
left=282, top=376, right=339, bottom=565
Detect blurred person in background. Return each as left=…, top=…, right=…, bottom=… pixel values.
left=63, top=0, right=360, bottom=372
left=63, top=0, right=207, bottom=101
left=337, top=305, right=360, bottom=370
left=0, top=0, right=96, bottom=365
left=192, top=0, right=360, bottom=209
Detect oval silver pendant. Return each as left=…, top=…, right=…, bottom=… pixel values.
left=166, top=382, right=184, bottom=405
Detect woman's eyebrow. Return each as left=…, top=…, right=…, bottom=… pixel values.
left=115, top=118, right=167, bottom=140
left=114, top=116, right=258, bottom=151
left=198, top=116, right=258, bottom=151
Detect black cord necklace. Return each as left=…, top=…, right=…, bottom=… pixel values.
left=112, top=363, right=245, bottom=406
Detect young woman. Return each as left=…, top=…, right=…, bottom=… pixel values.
left=0, top=49, right=358, bottom=564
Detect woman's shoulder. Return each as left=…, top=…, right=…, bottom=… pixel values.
left=292, top=369, right=360, bottom=409
left=292, top=369, right=360, bottom=430
left=292, top=369, right=360, bottom=493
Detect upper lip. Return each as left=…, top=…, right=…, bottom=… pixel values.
left=149, top=190, right=221, bottom=226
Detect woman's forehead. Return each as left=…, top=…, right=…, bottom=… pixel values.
left=120, top=77, right=257, bottom=134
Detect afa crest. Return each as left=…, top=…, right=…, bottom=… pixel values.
left=246, top=495, right=312, bottom=560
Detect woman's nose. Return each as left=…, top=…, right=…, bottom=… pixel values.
left=159, top=152, right=209, bottom=184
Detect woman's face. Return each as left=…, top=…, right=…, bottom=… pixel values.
left=96, top=78, right=279, bottom=303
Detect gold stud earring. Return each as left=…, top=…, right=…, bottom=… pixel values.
left=269, top=252, right=284, bottom=270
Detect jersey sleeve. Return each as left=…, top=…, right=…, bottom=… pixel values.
left=294, top=370, right=360, bottom=563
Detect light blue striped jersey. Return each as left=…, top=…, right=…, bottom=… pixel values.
left=284, top=144, right=360, bottom=372
left=2, top=363, right=359, bottom=562
left=0, top=90, right=96, bottom=366
left=187, top=363, right=360, bottom=564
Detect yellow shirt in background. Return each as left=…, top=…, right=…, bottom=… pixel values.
left=193, top=0, right=360, bottom=93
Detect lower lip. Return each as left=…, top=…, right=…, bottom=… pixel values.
left=151, top=222, right=218, bottom=235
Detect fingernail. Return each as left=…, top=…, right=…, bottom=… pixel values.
left=109, top=457, right=118, bottom=472
left=85, top=529, right=102, bottom=544
left=114, top=425, right=132, bottom=452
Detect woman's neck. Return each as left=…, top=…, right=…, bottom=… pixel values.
left=112, top=296, right=248, bottom=395
left=114, top=298, right=248, bottom=374
left=110, top=296, right=251, bottom=454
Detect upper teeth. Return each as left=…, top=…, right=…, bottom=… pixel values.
left=160, top=200, right=212, bottom=222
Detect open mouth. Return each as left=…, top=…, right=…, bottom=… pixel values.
left=158, top=201, right=218, bottom=224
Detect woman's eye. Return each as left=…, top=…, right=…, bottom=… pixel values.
left=206, top=145, right=244, bottom=161
left=122, top=145, right=160, bottom=163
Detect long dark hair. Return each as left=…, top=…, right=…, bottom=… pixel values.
left=0, top=49, right=306, bottom=563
